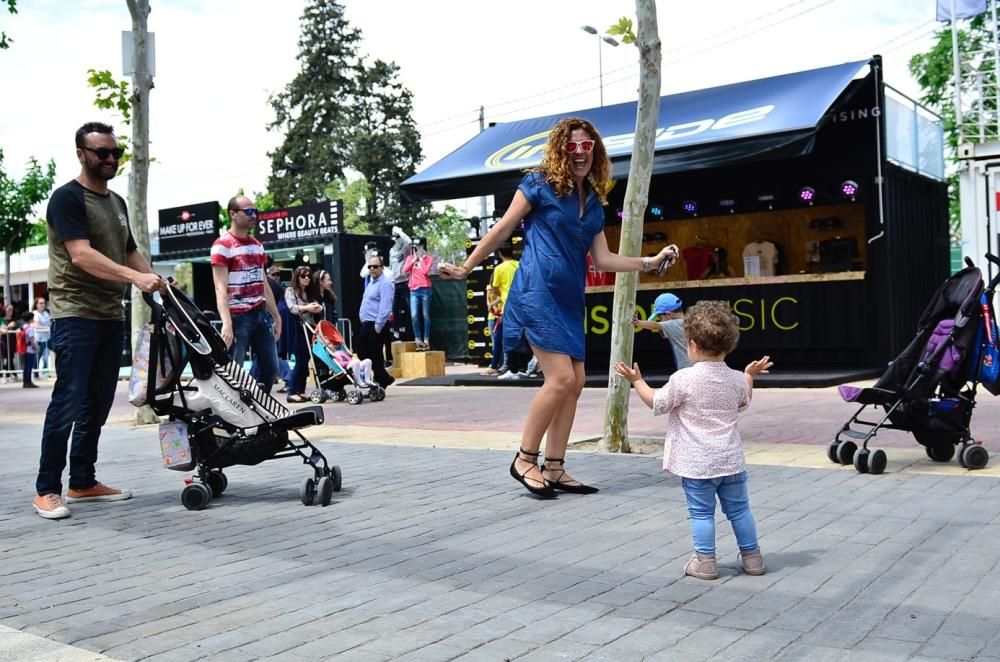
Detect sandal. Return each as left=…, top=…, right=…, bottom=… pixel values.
left=286, top=394, right=307, bottom=403
left=509, top=447, right=556, bottom=499
left=543, top=457, right=599, bottom=494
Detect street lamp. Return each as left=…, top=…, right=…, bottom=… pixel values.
left=580, top=25, right=619, bottom=107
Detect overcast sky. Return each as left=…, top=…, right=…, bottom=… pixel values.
left=0, top=0, right=943, bottom=226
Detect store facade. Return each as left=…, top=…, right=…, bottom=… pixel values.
left=153, top=198, right=389, bottom=347
left=401, top=57, right=948, bottom=372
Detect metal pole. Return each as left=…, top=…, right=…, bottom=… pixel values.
left=598, top=36, right=604, bottom=107
left=478, top=105, right=488, bottom=233
left=951, top=0, right=965, bottom=144
left=992, top=0, right=999, bottom=137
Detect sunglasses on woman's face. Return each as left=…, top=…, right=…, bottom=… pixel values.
left=564, top=140, right=595, bottom=153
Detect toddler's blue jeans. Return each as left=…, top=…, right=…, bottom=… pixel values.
left=681, top=471, right=759, bottom=556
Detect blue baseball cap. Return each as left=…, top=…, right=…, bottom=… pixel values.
left=652, top=293, right=683, bottom=316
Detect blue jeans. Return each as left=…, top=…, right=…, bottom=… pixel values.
left=490, top=317, right=503, bottom=370
left=289, top=326, right=311, bottom=395
left=232, top=307, right=278, bottom=394
left=409, top=287, right=431, bottom=341
left=22, top=352, right=34, bottom=385
left=37, top=340, right=49, bottom=371
left=36, top=318, right=123, bottom=495
left=681, top=471, right=759, bottom=556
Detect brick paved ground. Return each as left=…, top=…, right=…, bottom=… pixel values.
left=2, top=399, right=1000, bottom=661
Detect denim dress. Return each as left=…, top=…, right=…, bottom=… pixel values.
left=502, top=172, right=605, bottom=361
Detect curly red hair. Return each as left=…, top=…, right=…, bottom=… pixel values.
left=536, top=117, right=611, bottom=205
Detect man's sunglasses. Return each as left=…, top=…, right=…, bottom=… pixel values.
left=81, top=146, right=126, bottom=160
left=367, top=264, right=382, bottom=270
left=237, top=207, right=257, bottom=216
left=564, top=140, right=595, bottom=153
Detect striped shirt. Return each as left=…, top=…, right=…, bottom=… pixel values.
left=210, top=231, right=267, bottom=314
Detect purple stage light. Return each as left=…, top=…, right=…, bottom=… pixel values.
left=840, top=180, right=859, bottom=200
left=799, top=186, right=816, bottom=203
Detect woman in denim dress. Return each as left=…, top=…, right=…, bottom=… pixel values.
left=440, top=118, right=678, bottom=498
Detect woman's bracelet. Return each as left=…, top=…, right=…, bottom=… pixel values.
left=641, top=257, right=650, bottom=272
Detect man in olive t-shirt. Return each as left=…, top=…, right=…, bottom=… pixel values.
left=33, top=122, right=163, bottom=521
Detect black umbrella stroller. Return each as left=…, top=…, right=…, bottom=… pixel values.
left=140, top=283, right=342, bottom=510
left=830, top=254, right=1000, bottom=474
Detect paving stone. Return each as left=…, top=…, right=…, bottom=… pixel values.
left=2, top=424, right=1000, bottom=662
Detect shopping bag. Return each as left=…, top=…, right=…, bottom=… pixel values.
left=128, top=323, right=178, bottom=406
left=159, top=420, right=195, bottom=471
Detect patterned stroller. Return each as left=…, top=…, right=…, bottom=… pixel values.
left=830, top=254, right=1000, bottom=474
left=140, top=283, right=342, bottom=510
left=305, top=320, right=386, bottom=405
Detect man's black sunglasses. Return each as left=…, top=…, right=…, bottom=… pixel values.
left=81, top=146, right=126, bottom=160
left=367, top=264, right=382, bottom=270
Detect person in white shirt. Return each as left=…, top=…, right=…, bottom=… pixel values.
left=615, top=301, right=773, bottom=581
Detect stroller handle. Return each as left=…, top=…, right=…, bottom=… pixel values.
left=987, top=253, right=1000, bottom=294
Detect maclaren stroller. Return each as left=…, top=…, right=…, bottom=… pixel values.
left=830, top=254, right=1000, bottom=474
left=304, top=320, right=386, bottom=405
left=140, top=283, right=342, bottom=510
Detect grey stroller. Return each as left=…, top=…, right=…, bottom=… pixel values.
left=140, top=283, right=342, bottom=510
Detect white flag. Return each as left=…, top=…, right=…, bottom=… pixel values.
left=937, top=0, right=988, bottom=21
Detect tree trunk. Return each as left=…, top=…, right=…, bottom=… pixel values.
left=127, top=0, right=158, bottom=425
left=601, top=0, right=662, bottom=453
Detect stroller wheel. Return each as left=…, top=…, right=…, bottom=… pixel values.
left=827, top=440, right=841, bottom=464
left=346, top=390, right=363, bottom=405
left=181, top=483, right=212, bottom=511
left=332, top=390, right=346, bottom=402
left=316, top=476, right=334, bottom=506
left=853, top=448, right=870, bottom=474
left=300, top=477, right=317, bottom=506
left=309, top=389, right=326, bottom=404
left=328, top=465, right=343, bottom=492
left=959, top=444, right=990, bottom=470
left=925, top=444, right=956, bottom=463
left=868, top=449, right=887, bottom=475
left=373, top=385, right=386, bottom=401
left=836, top=440, right=857, bottom=465
left=206, top=470, right=228, bottom=497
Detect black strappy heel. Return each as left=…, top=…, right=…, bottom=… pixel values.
left=510, top=448, right=557, bottom=499
left=543, top=457, right=599, bottom=494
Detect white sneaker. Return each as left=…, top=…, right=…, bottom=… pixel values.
left=33, top=494, right=71, bottom=519
left=498, top=371, right=521, bottom=381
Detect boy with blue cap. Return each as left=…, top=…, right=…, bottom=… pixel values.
left=633, top=292, right=691, bottom=370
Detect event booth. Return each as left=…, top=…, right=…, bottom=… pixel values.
left=153, top=199, right=390, bottom=348
left=401, top=57, right=949, bottom=374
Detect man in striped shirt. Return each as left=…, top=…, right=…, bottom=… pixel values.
left=211, top=195, right=281, bottom=393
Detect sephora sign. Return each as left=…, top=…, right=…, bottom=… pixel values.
left=255, top=200, right=344, bottom=244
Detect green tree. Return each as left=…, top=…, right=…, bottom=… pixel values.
left=414, top=205, right=468, bottom=265
left=1, top=0, right=17, bottom=50
left=324, top=177, right=371, bottom=233
left=0, top=150, right=56, bottom=304
left=349, top=58, right=423, bottom=234
left=908, top=16, right=993, bottom=240
left=268, top=0, right=361, bottom=205
left=86, top=69, right=136, bottom=175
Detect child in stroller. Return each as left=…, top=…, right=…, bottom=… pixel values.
left=135, top=283, right=342, bottom=510
left=305, top=320, right=386, bottom=405
left=830, top=254, right=1000, bottom=474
